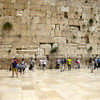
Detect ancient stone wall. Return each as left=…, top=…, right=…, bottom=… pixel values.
left=0, top=0, right=100, bottom=60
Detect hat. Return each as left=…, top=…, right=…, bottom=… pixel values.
left=13, top=57, right=16, bottom=59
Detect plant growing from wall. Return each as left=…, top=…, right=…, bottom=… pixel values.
left=75, top=11, right=78, bottom=15
left=77, top=47, right=80, bottom=50
left=89, top=18, right=94, bottom=26
left=50, top=47, right=58, bottom=54
left=73, top=35, right=76, bottom=39
left=82, top=24, right=86, bottom=28
left=94, top=14, right=96, bottom=16
left=17, top=34, right=22, bottom=38
left=66, top=39, right=68, bottom=43
left=2, top=22, right=13, bottom=37
left=91, top=8, right=93, bottom=12
left=85, top=0, right=88, bottom=3
left=80, top=16, right=82, bottom=20
left=87, top=29, right=90, bottom=33
left=88, top=46, right=93, bottom=52
left=8, top=49, right=11, bottom=54
left=2, top=22, right=13, bottom=31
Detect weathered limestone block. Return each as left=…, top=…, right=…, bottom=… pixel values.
left=16, top=0, right=27, bottom=4
left=37, top=48, right=45, bottom=57
left=3, top=0, right=11, bottom=3
left=10, top=9, right=16, bottom=16
left=68, top=19, right=80, bottom=26
left=30, top=10, right=45, bottom=17
left=68, top=18, right=74, bottom=25
left=3, top=3, right=10, bottom=9
left=31, top=24, right=49, bottom=36
left=61, top=6, right=69, bottom=12
left=32, top=16, right=41, bottom=24
left=46, top=18, right=51, bottom=24
left=5, top=9, right=12, bottom=16
left=14, top=3, right=26, bottom=9
left=0, top=3, right=3, bottom=9
left=54, top=37, right=66, bottom=44
left=11, top=0, right=16, bottom=3
left=30, top=0, right=45, bottom=5
left=40, top=44, right=51, bottom=55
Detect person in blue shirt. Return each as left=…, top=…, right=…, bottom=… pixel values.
left=97, top=57, right=100, bottom=70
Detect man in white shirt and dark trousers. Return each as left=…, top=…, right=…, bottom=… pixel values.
left=43, top=58, right=47, bottom=71
left=40, top=58, right=43, bottom=70
left=56, top=59, right=60, bottom=69
left=29, top=58, right=34, bottom=70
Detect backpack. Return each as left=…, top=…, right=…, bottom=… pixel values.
left=98, top=59, right=100, bottom=63
left=13, top=60, right=17, bottom=68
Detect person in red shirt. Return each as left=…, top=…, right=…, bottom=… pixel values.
left=16, top=58, right=19, bottom=64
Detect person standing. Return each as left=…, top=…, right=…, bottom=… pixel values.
left=40, top=58, right=43, bottom=70
left=61, top=58, right=65, bottom=72
left=56, top=58, right=60, bottom=69
left=94, top=57, right=98, bottom=70
left=89, top=57, right=92, bottom=69
left=97, top=57, right=100, bottom=70
left=76, top=58, right=80, bottom=69
left=29, top=58, right=34, bottom=70
left=21, top=58, right=25, bottom=74
left=16, top=57, right=19, bottom=64
left=67, top=57, right=72, bottom=71
left=11, top=57, right=18, bottom=78
left=16, top=63, right=20, bottom=71
left=64, top=58, right=67, bottom=71
left=43, top=58, right=47, bottom=71
left=90, top=59, right=94, bottom=73
left=25, top=63, right=29, bottom=72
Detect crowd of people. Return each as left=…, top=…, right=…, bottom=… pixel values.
left=89, top=57, right=100, bottom=73
left=10, top=56, right=100, bottom=77
left=10, top=57, right=34, bottom=77
left=10, top=57, right=81, bottom=77
left=56, top=57, right=80, bottom=72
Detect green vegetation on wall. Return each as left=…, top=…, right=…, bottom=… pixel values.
left=2, top=22, right=13, bottom=31
left=88, top=46, right=93, bottom=52
left=8, top=49, right=11, bottom=54
left=85, top=0, right=88, bottom=3
left=73, top=35, right=76, bottom=39
left=89, top=18, right=94, bottom=26
left=17, top=34, right=22, bottom=38
left=50, top=47, right=58, bottom=54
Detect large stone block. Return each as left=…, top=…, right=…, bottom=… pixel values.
left=16, top=0, right=27, bottom=4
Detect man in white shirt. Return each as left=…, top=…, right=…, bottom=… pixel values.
left=29, top=58, right=34, bottom=70
left=40, top=58, right=43, bottom=69
left=43, top=58, right=47, bottom=71
left=56, top=59, right=60, bottom=69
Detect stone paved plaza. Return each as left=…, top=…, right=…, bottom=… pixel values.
left=0, top=69, right=100, bottom=100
